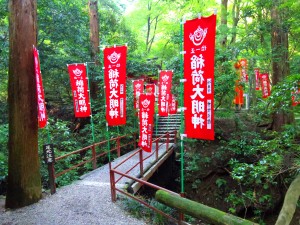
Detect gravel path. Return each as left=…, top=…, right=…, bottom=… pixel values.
left=0, top=145, right=170, bottom=225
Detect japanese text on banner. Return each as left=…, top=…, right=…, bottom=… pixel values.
left=68, top=64, right=91, bottom=118
left=133, top=79, right=144, bottom=113
left=158, top=71, right=173, bottom=117
left=183, top=14, right=216, bottom=140
left=138, top=94, right=155, bottom=153
left=104, top=46, right=127, bottom=126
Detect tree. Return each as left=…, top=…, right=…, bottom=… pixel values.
left=270, top=0, right=294, bottom=131
left=6, top=0, right=42, bottom=208
left=88, top=0, right=100, bottom=99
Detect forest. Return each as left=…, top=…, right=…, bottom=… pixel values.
left=0, top=0, right=300, bottom=224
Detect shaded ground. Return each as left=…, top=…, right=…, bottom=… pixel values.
left=0, top=143, right=173, bottom=225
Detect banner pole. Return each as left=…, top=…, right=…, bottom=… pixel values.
left=156, top=72, right=160, bottom=137
left=101, top=47, right=111, bottom=163
left=179, top=19, right=185, bottom=195
left=86, top=62, right=95, bottom=143
left=106, top=123, right=111, bottom=162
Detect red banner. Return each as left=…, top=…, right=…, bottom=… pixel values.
left=183, top=14, right=216, bottom=140
left=169, top=94, right=178, bottom=114
left=254, top=68, right=260, bottom=90
left=138, top=93, right=155, bottom=152
left=145, top=83, right=156, bottom=95
left=234, top=80, right=244, bottom=105
left=239, top=59, right=248, bottom=82
left=133, top=79, right=144, bottom=113
left=292, top=90, right=300, bottom=106
left=104, top=46, right=127, bottom=126
left=33, top=46, right=47, bottom=128
left=68, top=64, right=91, bottom=118
left=260, top=73, right=271, bottom=98
left=158, top=70, right=173, bottom=116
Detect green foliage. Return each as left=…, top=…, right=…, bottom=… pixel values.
left=221, top=124, right=300, bottom=218
left=252, top=74, right=300, bottom=125
left=0, top=124, right=8, bottom=181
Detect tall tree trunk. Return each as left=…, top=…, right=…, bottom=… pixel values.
left=230, top=0, right=241, bottom=44
left=220, top=0, right=228, bottom=47
left=271, top=1, right=293, bottom=131
left=88, top=0, right=99, bottom=99
left=6, top=0, right=42, bottom=209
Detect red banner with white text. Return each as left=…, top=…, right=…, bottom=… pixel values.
left=33, top=46, right=47, bottom=128
left=184, top=14, right=216, bottom=140
left=260, top=73, right=271, bottom=98
left=158, top=70, right=173, bottom=116
left=169, top=94, right=178, bottom=114
left=104, top=46, right=127, bottom=126
left=254, top=68, right=260, bottom=90
left=133, top=79, right=144, bottom=113
left=68, top=64, right=91, bottom=118
left=138, top=93, right=155, bottom=152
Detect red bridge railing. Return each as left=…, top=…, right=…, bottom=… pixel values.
left=110, top=131, right=187, bottom=224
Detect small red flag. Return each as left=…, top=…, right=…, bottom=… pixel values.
left=145, top=83, right=156, bottom=95
left=133, top=79, right=144, bottom=113
left=254, top=68, right=260, bottom=90
left=68, top=64, right=91, bottom=118
left=239, top=59, right=248, bottom=82
left=260, top=73, right=271, bottom=98
left=33, top=46, right=47, bottom=128
left=158, top=70, right=173, bottom=116
left=169, top=94, right=178, bottom=114
left=292, top=90, right=300, bottom=106
left=138, top=93, right=155, bottom=153
left=234, top=80, right=244, bottom=105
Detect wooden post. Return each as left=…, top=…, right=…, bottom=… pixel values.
left=109, top=163, right=117, bottom=202
left=139, top=149, right=144, bottom=177
left=117, top=136, right=121, bottom=157
left=92, top=144, right=97, bottom=169
left=134, top=133, right=137, bottom=149
left=166, top=132, right=169, bottom=152
left=156, top=139, right=159, bottom=161
left=48, top=163, right=56, bottom=194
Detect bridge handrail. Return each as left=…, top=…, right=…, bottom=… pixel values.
left=110, top=130, right=187, bottom=225
left=47, top=133, right=137, bottom=194
left=112, top=131, right=176, bottom=181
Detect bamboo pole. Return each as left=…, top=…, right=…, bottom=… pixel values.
left=155, top=190, right=258, bottom=225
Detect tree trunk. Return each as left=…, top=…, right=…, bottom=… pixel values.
left=230, top=0, right=241, bottom=44
left=155, top=190, right=258, bottom=225
left=88, top=0, right=99, bottom=99
left=220, top=0, right=228, bottom=47
left=270, top=1, right=293, bottom=131
left=6, top=0, right=42, bottom=209
left=275, top=174, right=300, bottom=225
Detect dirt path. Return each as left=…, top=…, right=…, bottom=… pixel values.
left=0, top=149, right=150, bottom=225
left=0, top=145, right=170, bottom=225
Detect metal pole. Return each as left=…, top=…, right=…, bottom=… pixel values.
left=179, top=19, right=185, bottom=195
